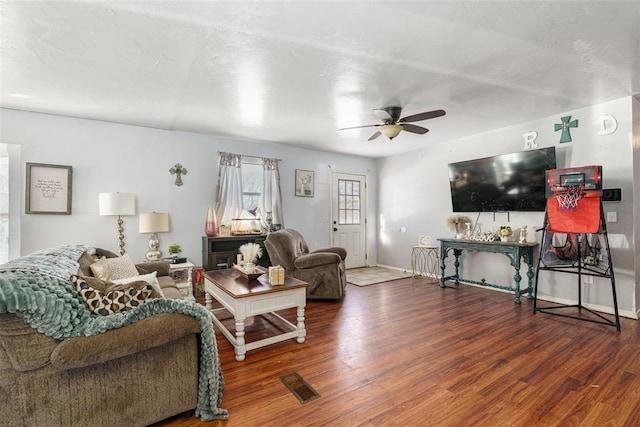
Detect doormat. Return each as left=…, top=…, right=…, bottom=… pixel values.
left=347, top=266, right=413, bottom=287
left=280, top=372, right=321, bottom=404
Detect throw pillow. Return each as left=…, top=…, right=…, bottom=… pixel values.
left=104, top=253, right=139, bottom=280
left=75, top=275, right=162, bottom=299
left=71, top=275, right=152, bottom=316
left=89, top=256, right=111, bottom=280
left=112, top=271, right=164, bottom=298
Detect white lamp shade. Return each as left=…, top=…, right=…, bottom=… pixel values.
left=379, top=124, right=403, bottom=139
left=139, top=212, right=170, bottom=233
left=99, top=193, right=136, bottom=216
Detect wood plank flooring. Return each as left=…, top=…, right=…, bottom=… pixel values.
left=158, top=278, right=640, bottom=427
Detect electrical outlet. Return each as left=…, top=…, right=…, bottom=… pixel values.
left=584, top=275, right=593, bottom=284
left=606, top=211, right=617, bottom=223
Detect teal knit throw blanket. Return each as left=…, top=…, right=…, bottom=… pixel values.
left=0, top=268, right=228, bottom=421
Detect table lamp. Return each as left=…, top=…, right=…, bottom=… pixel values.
left=99, top=192, right=136, bottom=255
left=139, top=212, right=170, bottom=261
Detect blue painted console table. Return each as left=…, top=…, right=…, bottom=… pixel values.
left=438, top=238, right=539, bottom=303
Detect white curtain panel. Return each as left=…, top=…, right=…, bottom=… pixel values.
left=215, top=152, right=244, bottom=226
left=260, top=158, right=284, bottom=227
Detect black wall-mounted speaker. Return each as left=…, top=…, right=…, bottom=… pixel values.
left=602, top=188, right=622, bottom=202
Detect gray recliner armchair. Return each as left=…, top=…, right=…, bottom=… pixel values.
left=264, top=229, right=347, bottom=300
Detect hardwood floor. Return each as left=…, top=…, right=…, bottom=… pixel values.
left=159, top=278, right=639, bottom=427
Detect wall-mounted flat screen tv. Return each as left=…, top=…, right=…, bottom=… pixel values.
left=448, top=146, right=557, bottom=212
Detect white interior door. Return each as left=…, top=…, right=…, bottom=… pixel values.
left=331, top=172, right=366, bottom=269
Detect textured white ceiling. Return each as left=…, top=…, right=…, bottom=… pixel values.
left=1, top=1, right=639, bottom=158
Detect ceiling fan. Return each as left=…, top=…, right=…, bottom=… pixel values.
left=339, top=106, right=446, bottom=141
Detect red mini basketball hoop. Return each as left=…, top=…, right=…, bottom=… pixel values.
left=545, top=166, right=602, bottom=234
left=552, top=183, right=584, bottom=210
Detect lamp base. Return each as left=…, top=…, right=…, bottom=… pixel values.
left=145, top=250, right=162, bottom=261
left=145, top=232, right=163, bottom=261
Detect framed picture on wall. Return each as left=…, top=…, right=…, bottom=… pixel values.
left=25, top=163, right=73, bottom=214
left=295, top=169, right=314, bottom=197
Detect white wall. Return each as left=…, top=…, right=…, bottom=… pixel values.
left=0, top=108, right=377, bottom=265
left=377, top=97, right=637, bottom=317
left=633, top=96, right=640, bottom=315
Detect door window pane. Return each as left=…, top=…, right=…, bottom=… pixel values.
left=337, top=179, right=360, bottom=225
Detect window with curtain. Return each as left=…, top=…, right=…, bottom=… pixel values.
left=0, top=153, right=8, bottom=263
left=215, top=152, right=284, bottom=229
left=0, top=143, right=19, bottom=263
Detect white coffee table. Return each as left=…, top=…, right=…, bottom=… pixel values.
left=204, top=268, right=308, bottom=361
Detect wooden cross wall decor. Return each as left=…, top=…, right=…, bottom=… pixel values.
left=554, top=115, right=579, bottom=143
left=169, top=163, right=188, bottom=186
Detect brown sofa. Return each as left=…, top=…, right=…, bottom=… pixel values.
left=0, top=250, right=207, bottom=426
left=265, top=229, right=347, bottom=299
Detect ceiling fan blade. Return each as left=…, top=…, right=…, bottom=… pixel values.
left=368, top=131, right=382, bottom=141
left=372, top=109, right=393, bottom=123
left=398, top=109, right=446, bottom=123
left=338, top=124, right=379, bottom=131
left=402, top=124, right=430, bottom=135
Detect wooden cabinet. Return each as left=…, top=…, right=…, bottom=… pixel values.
left=202, top=235, right=270, bottom=271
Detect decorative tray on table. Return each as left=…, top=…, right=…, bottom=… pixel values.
left=233, top=264, right=266, bottom=280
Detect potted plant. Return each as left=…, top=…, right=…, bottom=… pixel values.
left=168, top=243, right=182, bottom=258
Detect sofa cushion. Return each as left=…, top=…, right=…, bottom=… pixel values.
left=50, top=313, right=200, bottom=369
left=112, top=271, right=164, bottom=298
left=136, top=260, right=171, bottom=277
left=72, top=275, right=153, bottom=316
left=95, top=247, right=119, bottom=258
left=0, top=313, right=60, bottom=372
left=157, top=275, right=176, bottom=289
left=77, top=251, right=96, bottom=276
left=161, top=286, right=183, bottom=300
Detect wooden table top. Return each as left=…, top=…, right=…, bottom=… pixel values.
left=204, top=268, right=308, bottom=299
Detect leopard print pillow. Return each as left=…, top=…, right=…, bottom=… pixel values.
left=71, top=275, right=152, bottom=316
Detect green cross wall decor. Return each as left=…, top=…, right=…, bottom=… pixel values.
left=169, top=163, right=188, bottom=186
left=554, top=115, right=579, bottom=143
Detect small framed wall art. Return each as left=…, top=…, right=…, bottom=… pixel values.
left=295, top=169, right=314, bottom=197
left=25, top=162, right=73, bottom=214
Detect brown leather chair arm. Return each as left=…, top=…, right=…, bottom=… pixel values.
left=311, top=247, right=347, bottom=260
left=293, top=252, right=341, bottom=269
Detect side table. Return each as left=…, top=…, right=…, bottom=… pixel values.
left=411, top=245, right=439, bottom=283
left=169, top=260, right=196, bottom=302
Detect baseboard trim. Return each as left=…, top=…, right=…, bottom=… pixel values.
left=365, top=265, right=637, bottom=320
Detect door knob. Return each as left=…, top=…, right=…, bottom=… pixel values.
left=333, top=227, right=338, bottom=231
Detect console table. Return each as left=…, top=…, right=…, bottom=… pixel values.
left=438, top=238, right=538, bottom=303
left=202, top=235, right=270, bottom=271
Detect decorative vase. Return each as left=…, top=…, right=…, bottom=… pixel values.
left=205, top=207, right=218, bottom=237
left=500, top=236, right=509, bottom=242
left=265, top=211, right=273, bottom=233
left=244, top=262, right=255, bottom=273
left=464, top=222, right=472, bottom=239
left=519, top=226, right=528, bottom=243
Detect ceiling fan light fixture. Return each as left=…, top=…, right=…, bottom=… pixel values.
left=379, top=124, right=403, bottom=139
